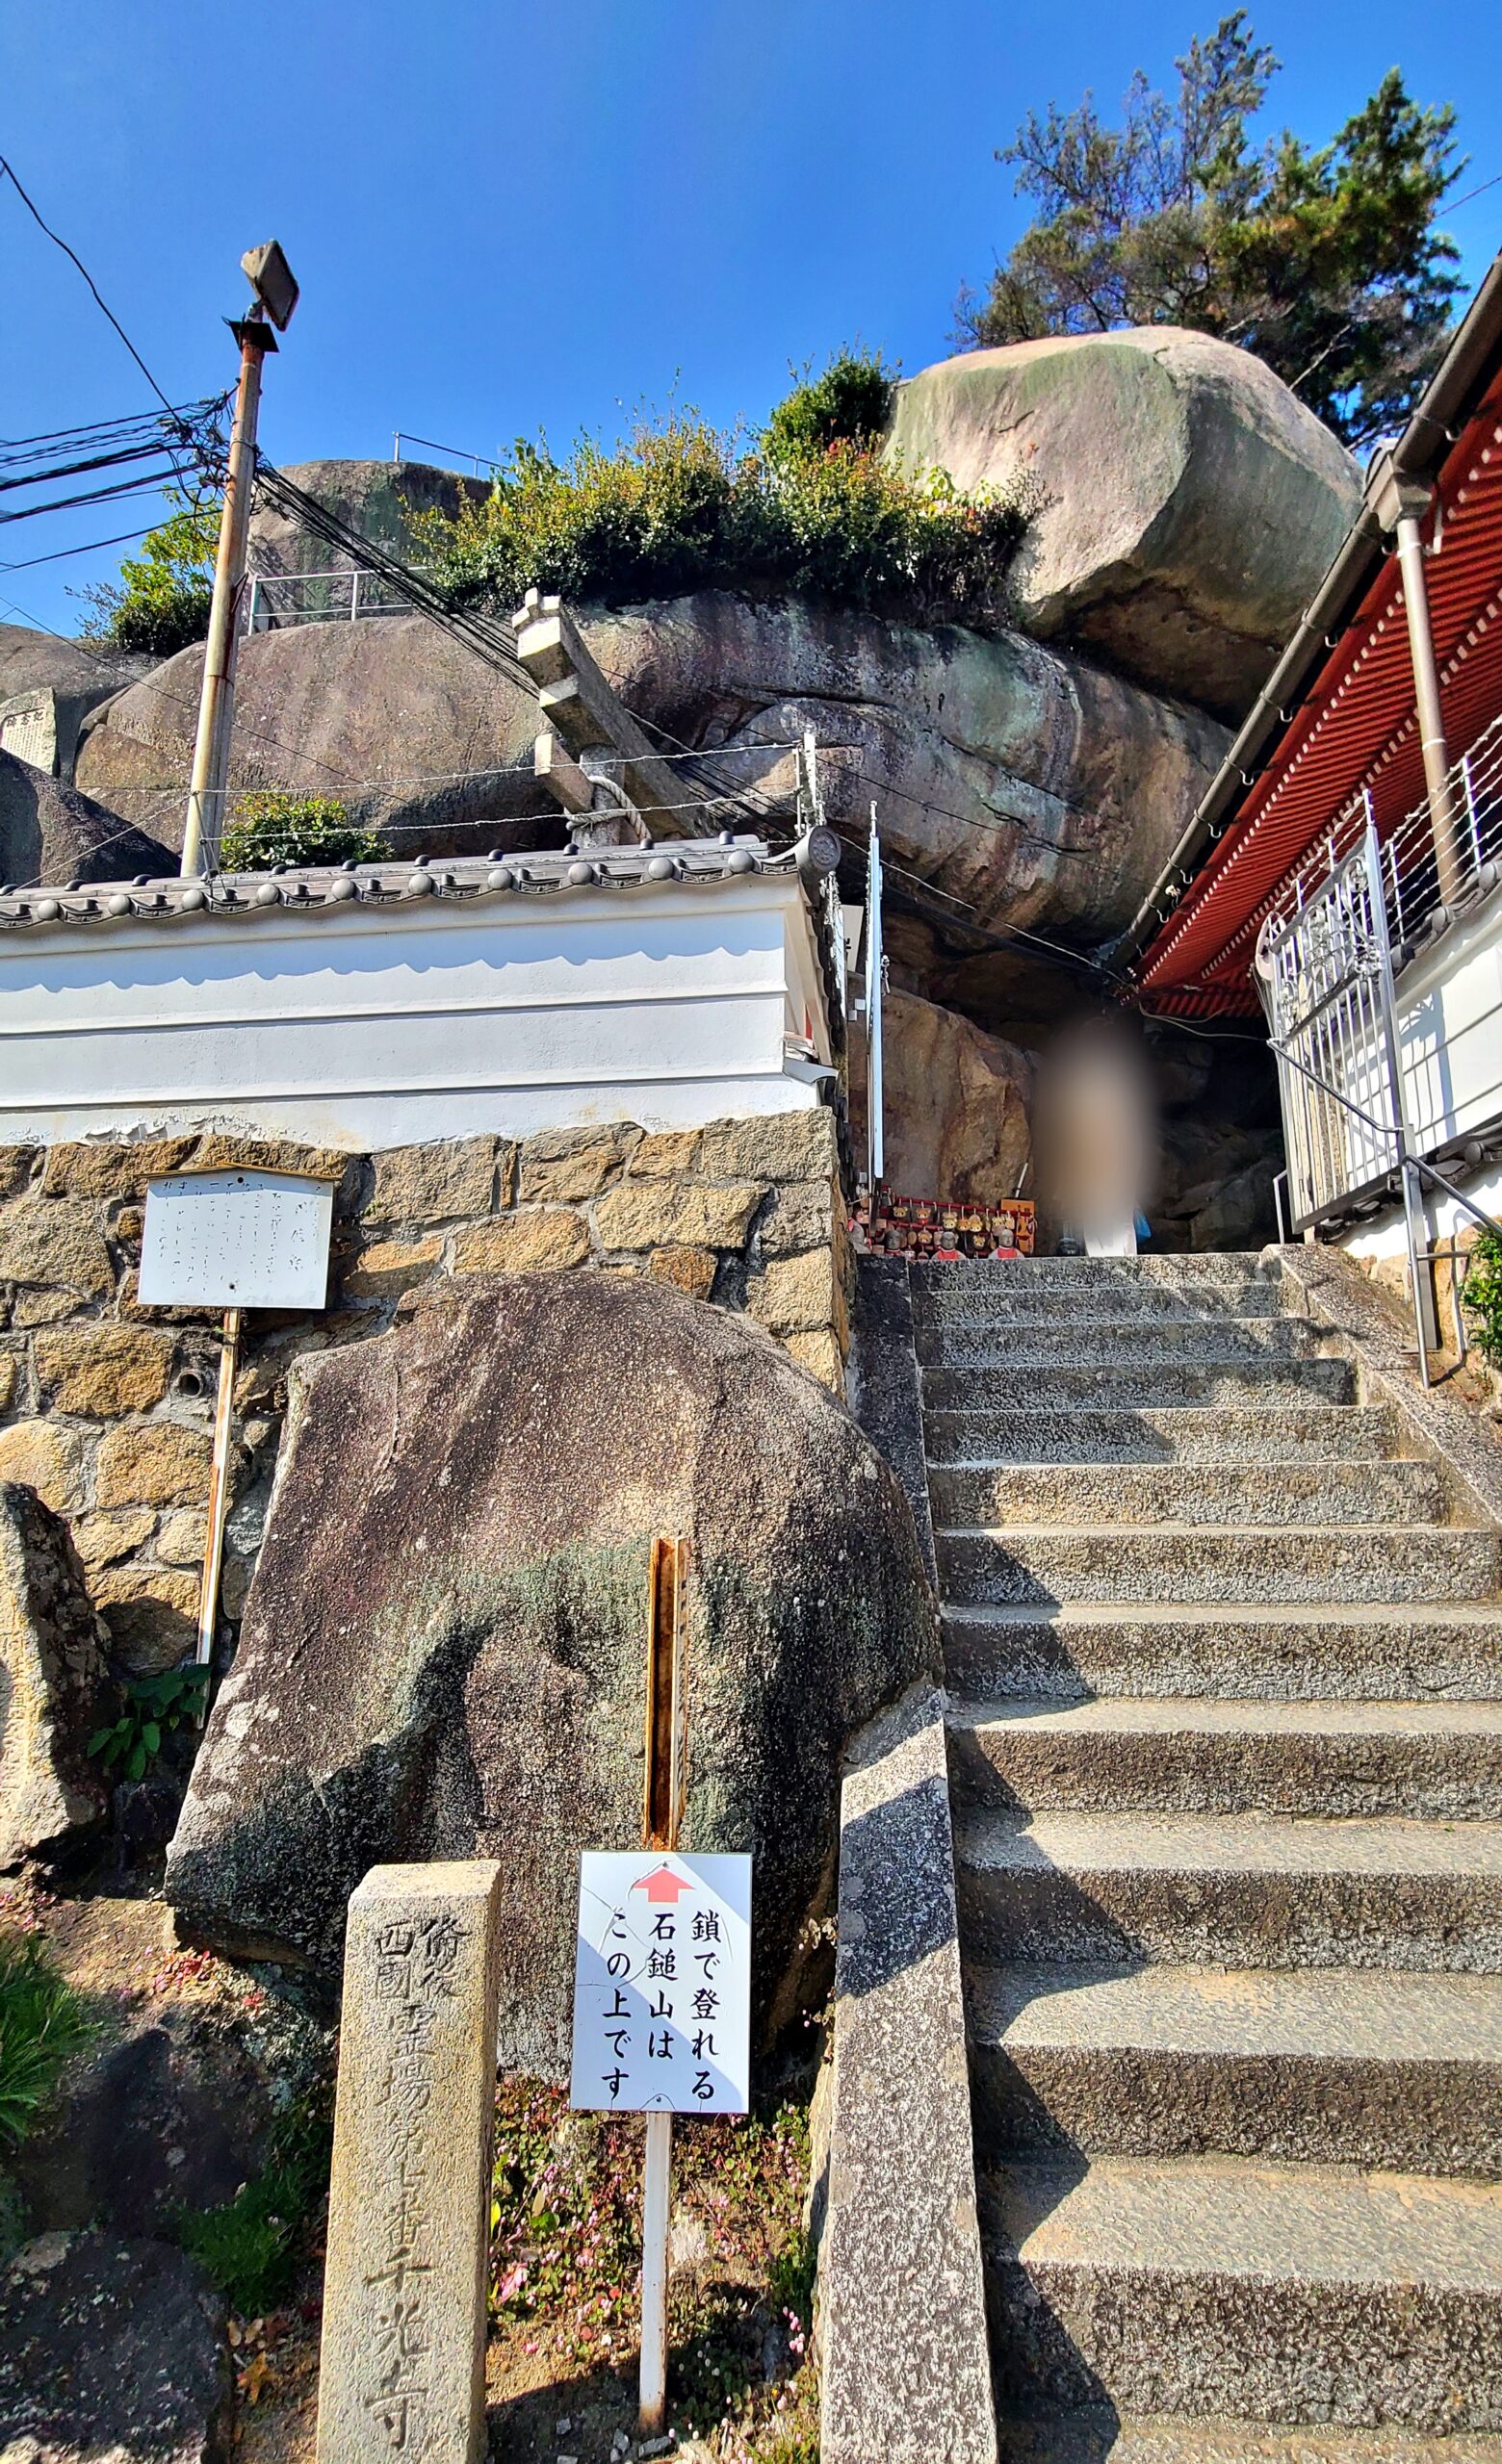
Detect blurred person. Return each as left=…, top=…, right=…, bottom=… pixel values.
left=1035, top=1013, right=1156, bottom=1256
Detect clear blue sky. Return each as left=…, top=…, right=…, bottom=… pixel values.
left=4, top=0, right=1502, bottom=630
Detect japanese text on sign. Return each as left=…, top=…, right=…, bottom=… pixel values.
left=570, top=1853, right=751, bottom=2116
left=140, top=1169, right=334, bottom=1310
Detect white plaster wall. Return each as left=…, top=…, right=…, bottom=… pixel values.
left=0, top=876, right=835, bottom=1148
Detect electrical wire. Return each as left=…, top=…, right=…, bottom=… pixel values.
left=0, top=156, right=178, bottom=419
left=0, top=522, right=161, bottom=574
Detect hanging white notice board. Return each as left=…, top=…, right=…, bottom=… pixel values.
left=140, top=1168, right=335, bottom=1311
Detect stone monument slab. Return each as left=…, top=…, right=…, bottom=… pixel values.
left=316, top=1860, right=503, bottom=2464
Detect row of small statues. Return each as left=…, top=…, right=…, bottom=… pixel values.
left=851, top=1188, right=1036, bottom=1258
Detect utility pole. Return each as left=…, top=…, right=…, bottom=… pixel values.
left=181, top=241, right=299, bottom=878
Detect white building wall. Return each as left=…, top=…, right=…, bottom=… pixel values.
left=0, top=874, right=835, bottom=1150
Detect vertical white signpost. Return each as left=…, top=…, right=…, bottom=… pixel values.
left=139, top=1168, right=334, bottom=1688
left=569, top=1531, right=752, bottom=2438
left=570, top=1852, right=752, bottom=2432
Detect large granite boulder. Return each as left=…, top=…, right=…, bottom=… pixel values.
left=0, top=1483, right=108, bottom=1870
left=245, top=453, right=490, bottom=579
left=167, top=1272, right=935, bottom=2069
left=75, top=589, right=1226, bottom=946
left=0, top=748, right=172, bottom=889
left=851, top=988, right=1032, bottom=1204
left=74, top=614, right=557, bottom=859
left=885, top=328, right=1360, bottom=720
left=0, top=622, right=152, bottom=707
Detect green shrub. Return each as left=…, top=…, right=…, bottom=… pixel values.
left=0, top=1932, right=94, bottom=2153
left=762, top=348, right=894, bottom=465
left=220, top=792, right=387, bottom=874
left=1465, top=1230, right=1502, bottom=1370
left=411, top=362, right=1032, bottom=631
left=77, top=489, right=220, bottom=658
left=175, top=2092, right=332, bottom=2317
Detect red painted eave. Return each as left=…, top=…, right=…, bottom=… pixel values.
left=1135, top=374, right=1502, bottom=1011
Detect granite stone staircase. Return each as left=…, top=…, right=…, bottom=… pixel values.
left=917, top=1251, right=1502, bottom=2463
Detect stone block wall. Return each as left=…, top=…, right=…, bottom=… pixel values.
left=0, top=1112, right=849, bottom=1677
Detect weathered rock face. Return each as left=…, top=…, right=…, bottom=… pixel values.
left=0, top=748, right=171, bottom=889
left=0, top=621, right=152, bottom=707
left=74, top=615, right=557, bottom=859
left=0, top=2232, right=230, bottom=2462
left=581, top=593, right=1229, bottom=947
left=850, top=988, right=1032, bottom=1205
left=167, top=1271, right=935, bottom=2069
left=74, top=588, right=1225, bottom=949
left=245, top=454, right=490, bottom=578
left=885, top=328, right=1360, bottom=720
left=0, top=1483, right=108, bottom=1870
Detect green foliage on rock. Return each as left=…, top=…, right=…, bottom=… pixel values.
left=1465, top=1230, right=1502, bottom=1372
left=958, top=13, right=1462, bottom=448
left=78, top=489, right=220, bottom=657
left=88, top=1664, right=208, bottom=1784
left=174, top=2091, right=332, bottom=2317
left=410, top=359, right=1031, bottom=630
left=220, top=792, right=387, bottom=874
left=762, top=348, right=894, bottom=465
left=0, top=1932, right=93, bottom=2154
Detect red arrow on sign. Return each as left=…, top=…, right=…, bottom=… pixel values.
left=633, top=1863, right=695, bottom=1907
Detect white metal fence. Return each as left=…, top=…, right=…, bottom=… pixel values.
left=242, top=569, right=418, bottom=631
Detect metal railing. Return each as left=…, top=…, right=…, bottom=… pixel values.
left=1261, top=709, right=1502, bottom=964
left=242, top=568, right=419, bottom=631
left=1256, top=819, right=1502, bottom=1382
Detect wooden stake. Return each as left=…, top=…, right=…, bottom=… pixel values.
left=194, top=1305, right=241, bottom=1712
left=639, top=1534, right=688, bottom=2434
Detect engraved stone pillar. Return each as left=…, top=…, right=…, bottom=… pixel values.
left=316, top=1860, right=504, bottom=2464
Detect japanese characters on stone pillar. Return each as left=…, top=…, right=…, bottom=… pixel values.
left=316, top=1861, right=504, bottom=2464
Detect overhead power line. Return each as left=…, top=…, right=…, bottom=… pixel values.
left=0, top=155, right=178, bottom=418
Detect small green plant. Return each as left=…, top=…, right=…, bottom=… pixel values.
left=175, top=2092, right=333, bottom=2316
left=88, top=1664, right=209, bottom=1784
left=76, top=487, right=220, bottom=657
left=762, top=347, right=894, bottom=466
left=0, top=1932, right=94, bottom=2152
left=219, top=792, right=388, bottom=874
left=1465, top=1230, right=1502, bottom=1371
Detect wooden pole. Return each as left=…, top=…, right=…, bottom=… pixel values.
left=638, top=1534, right=688, bottom=2435
left=194, top=1305, right=241, bottom=1711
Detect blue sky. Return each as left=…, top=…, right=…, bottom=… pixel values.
left=4, top=0, right=1502, bottom=631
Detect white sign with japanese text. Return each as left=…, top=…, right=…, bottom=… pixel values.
left=140, top=1168, right=334, bottom=1310
left=569, top=1852, right=751, bottom=2116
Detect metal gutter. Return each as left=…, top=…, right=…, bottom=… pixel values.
left=1113, top=251, right=1502, bottom=975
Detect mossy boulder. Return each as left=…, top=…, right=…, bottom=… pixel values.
left=166, top=1272, right=935, bottom=2070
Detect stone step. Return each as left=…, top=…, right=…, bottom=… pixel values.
left=918, top=1316, right=1321, bottom=1369
left=924, top=1404, right=1402, bottom=1468
left=994, top=2409, right=1502, bottom=2462
left=913, top=1277, right=1289, bottom=1324
left=937, top=1525, right=1501, bottom=1608
left=981, top=2155, right=1502, bottom=2432
left=913, top=1253, right=1281, bottom=1291
left=942, top=1604, right=1502, bottom=1705
left=967, top=1962, right=1502, bottom=2173
left=952, top=1808, right=1502, bottom=1971
left=932, top=1461, right=1442, bottom=1531
left=945, top=1697, right=1502, bottom=1819
left=923, top=1359, right=1358, bottom=1411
